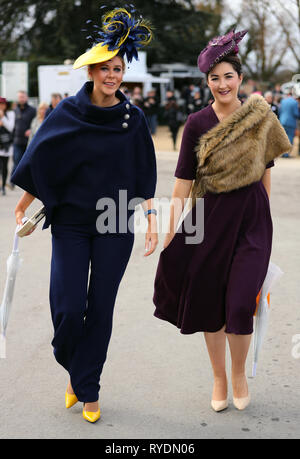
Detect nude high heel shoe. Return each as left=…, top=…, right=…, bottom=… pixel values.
left=211, top=377, right=228, bottom=412
left=211, top=399, right=229, bottom=412
left=232, top=375, right=250, bottom=410
left=233, top=393, right=251, bottom=410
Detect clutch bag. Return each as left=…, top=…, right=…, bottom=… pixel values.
left=17, top=206, right=46, bottom=237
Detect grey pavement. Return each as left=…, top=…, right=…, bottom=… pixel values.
left=0, top=154, right=299, bottom=439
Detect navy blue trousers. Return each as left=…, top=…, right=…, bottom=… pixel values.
left=50, top=223, right=134, bottom=403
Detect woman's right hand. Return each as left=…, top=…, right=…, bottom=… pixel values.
left=163, top=178, right=193, bottom=250
left=14, top=191, right=36, bottom=236
left=15, top=211, right=25, bottom=226
left=15, top=211, right=36, bottom=236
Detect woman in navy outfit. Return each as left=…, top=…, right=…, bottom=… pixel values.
left=153, top=30, right=291, bottom=412
left=12, top=8, right=157, bottom=423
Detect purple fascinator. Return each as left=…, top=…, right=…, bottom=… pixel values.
left=197, top=29, right=248, bottom=74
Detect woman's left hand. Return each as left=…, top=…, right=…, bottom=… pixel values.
left=144, top=215, right=158, bottom=256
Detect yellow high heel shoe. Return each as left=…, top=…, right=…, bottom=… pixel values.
left=82, top=404, right=101, bottom=423
left=65, top=390, right=78, bottom=409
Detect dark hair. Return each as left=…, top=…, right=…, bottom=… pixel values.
left=206, top=53, right=242, bottom=79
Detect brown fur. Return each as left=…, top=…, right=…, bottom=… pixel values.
left=191, top=94, right=292, bottom=205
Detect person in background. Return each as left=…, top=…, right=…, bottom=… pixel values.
left=238, top=86, right=248, bottom=103
left=45, top=93, right=62, bottom=119
left=279, top=90, right=300, bottom=157
left=130, top=86, right=144, bottom=110
left=0, top=98, right=15, bottom=195
left=294, top=95, right=300, bottom=156
left=10, top=90, right=36, bottom=184
left=27, top=102, right=49, bottom=145
left=144, top=89, right=159, bottom=135
left=264, top=91, right=279, bottom=118
left=202, top=83, right=212, bottom=107
left=184, top=84, right=196, bottom=115
left=163, top=90, right=183, bottom=150
left=192, top=91, right=203, bottom=112
left=273, top=83, right=283, bottom=103
left=120, top=85, right=131, bottom=99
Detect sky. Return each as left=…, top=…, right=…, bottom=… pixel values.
left=221, top=0, right=299, bottom=71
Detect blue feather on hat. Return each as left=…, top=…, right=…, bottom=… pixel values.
left=84, top=6, right=153, bottom=63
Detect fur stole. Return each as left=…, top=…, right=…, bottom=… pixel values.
left=191, top=94, right=292, bottom=204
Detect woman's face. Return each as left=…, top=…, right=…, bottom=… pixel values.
left=88, top=56, right=124, bottom=97
left=38, top=105, right=47, bottom=118
left=207, top=61, right=243, bottom=104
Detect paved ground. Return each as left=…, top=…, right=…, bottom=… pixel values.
left=0, top=129, right=299, bottom=439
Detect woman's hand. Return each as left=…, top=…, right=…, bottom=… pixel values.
left=15, top=191, right=36, bottom=236
left=144, top=214, right=158, bottom=256
left=164, top=178, right=193, bottom=249
left=15, top=211, right=36, bottom=236
left=261, top=168, right=271, bottom=198
left=23, top=226, right=36, bottom=236
left=15, top=210, right=25, bottom=226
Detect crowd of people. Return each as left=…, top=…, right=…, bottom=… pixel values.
left=0, top=91, right=67, bottom=196
left=0, top=82, right=299, bottom=196
left=120, top=82, right=300, bottom=152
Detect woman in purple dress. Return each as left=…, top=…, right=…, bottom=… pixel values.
left=153, top=30, right=291, bottom=412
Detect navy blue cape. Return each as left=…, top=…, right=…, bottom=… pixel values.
left=11, top=82, right=157, bottom=229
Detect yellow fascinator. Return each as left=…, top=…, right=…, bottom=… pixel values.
left=73, top=6, right=153, bottom=69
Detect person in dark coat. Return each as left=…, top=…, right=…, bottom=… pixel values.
left=264, top=91, right=279, bottom=118
left=0, top=98, right=15, bottom=195
left=144, top=89, right=159, bottom=135
left=191, top=90, right=203, bottom=112
left=11, top=7, right=157, bottom=424
left=44, top=93, right=62, bottom=119
left=11, top=90, right=36, bottom=183
left=164, top=91, right=183, bottom=150
left=153, top=29, right=292, bottom=413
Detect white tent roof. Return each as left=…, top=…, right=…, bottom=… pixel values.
left=123, top=73, right=170, bottom=84
left=123, top=52, right=170, bottom=85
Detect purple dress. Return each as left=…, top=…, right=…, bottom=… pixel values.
left=153, top=104, right=274, bottom=335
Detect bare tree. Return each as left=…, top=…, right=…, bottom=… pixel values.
left=231, top=0, right=290, bottom=80
left=266, top=0, right=300, bottom=72
left=223, top=0, right=299, bottom=81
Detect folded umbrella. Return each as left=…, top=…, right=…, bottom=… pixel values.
left=0, top=229, right=22, bottom=358
left=252, top=262, right=283, bottom=376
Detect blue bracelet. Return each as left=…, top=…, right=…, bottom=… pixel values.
left=144, top=209, right=157, bottom=217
